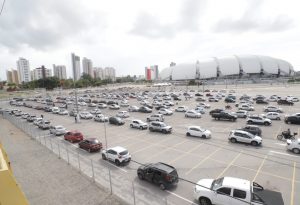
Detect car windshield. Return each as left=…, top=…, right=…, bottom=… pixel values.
left=211, top=177, right=224, bottom=190
left=91, top=139, right=100, bottom=144
left=119, top=150, right=128, bottom=155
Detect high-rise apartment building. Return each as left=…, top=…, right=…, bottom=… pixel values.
left=71, top=53, right=81, bottom=81
left=12, top=69, right=19, bottom=84
left=94, top=67, right=104, bottom=79
left=82, top=57, right=94, bottom=78
left=103, top=67, right=116, bottom=81
left=53, top=64, right=67, bottom=80
left=6, top=70, right=13, bottom=83
left=32, top=66, right=52, bottom=80
left=145, top=65, right=159, bottom=80
left=17, top=57, right=31, bottom=83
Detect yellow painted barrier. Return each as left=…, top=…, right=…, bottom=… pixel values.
left=0, top=143, right=29, bottom=205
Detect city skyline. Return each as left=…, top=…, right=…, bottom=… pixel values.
left=1, top=0, right=300, bottom=81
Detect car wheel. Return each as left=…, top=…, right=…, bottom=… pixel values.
left=102, top=154, right=107, bottom=160
left=139, top=126, right=143, bottom=130
left=264, top=122, right=270, bottom=126
left=138, top=173, right=144, bottom=180
left=159, top=183, right=166, bottom=190
left=163, top=130, right=167, bottom=134
left=230, top=138, right=237, bottom=143
left=248, top=120, right=253, bottom=124
left=199, top=197, right=212, bottom=205
left=276, top=117, right=280, bottom=120
left=293, top=148, right=300, bottom=154
left=251, top=141, right=258, bottom=146
left=186, top=132, right=191, bottom=136
left=115, top=160, right=121, bottom=166
left=149, top=127, right=153, bottom=132
left=130, top=124, right=133, bottom=128
left=202, top=135, right=206, bottom=138
left=185, top=115, right=188, bottom=117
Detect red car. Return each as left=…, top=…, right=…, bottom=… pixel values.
left=78, top=138, right=102, bottom=152
left=64, top=131, right=84, bottom=143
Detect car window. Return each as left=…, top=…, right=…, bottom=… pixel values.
left=233, top=189, right=247, bottom=199
left=217, top=187, right=231, bottom=196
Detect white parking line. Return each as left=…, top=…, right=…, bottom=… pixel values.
left=269, top=150, right=299, bottom=158
left=274, top=143, right=286, bottom=146
left=103, top=160, right=128, bottom=173
left=165, top=190, right=198, bottom=205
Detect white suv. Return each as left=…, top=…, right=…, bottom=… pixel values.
left=229, top=130, right=262, bottom=146
left=286, top=139, right=300, bottom=154
left=147, top=114, right=164, bottom=122
left=130, top=119, right=148, bottom=130
left=101, top=146, right=131, bottom=166
left=246, top=115, right=272, bottom=126
left=49, top=125, right=67, bottom=136
left=186, top=126, right=211, bottom=138
left=158, top=108, right=173, bottom=115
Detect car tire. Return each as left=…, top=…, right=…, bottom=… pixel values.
left=138, top=173, right=144, bottom=180
left=251, top=141, right=258, bottom=146
left=102, top=154, right=107, bottom=160
left=159, top=183, right=166, bottom=190
left=264, top=122, right=270, bottom=126
left=230, top=138, right=237, bottom=143
left=186, top=132, right=191, bottom=136
left=202, top=135, right=206, bottom=138
left=185, top=115, right=188, bottom=118
left=248, top=120, right=253, bottom=124
left=163, top=130, right=167, bottom=134
left=149, top=127, right=153, bottom=132
left=130, top=124, right=133, bottom=128
left=139, top=126, right=143, bottom=130
left=115, top=160, right=121, bottom=166
left=293, top=148, right=300, bottom=154
left=276, top=117, right=280, bottom=120
left=199, top=197, right=212, bottom=205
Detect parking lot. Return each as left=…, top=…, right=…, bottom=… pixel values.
left=1, top=83, right=300, bottom=205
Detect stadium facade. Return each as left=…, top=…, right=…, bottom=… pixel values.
left=159, top=55, right=294, bottom=81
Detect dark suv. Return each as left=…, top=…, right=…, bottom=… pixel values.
left=239, top=125, right=262, bottom=136
left=285, top=114, right=300, bottom=124
left=137, top=162, right=179, bottom=190
left=109, top=116, right=125, bottom=125
left=277, top=99, right=294, bottom=105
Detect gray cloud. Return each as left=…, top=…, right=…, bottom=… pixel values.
left=213, top=0, right=293, bottom=33
left=130, top=0, right=207, bottom=38
left=0, top=0, right=97, bottom=51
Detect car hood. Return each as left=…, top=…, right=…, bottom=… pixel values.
left=163, top=126, right=172, bottom=129
left=195, top=179, right=214, bottom=191
left=254, top=136, right=262, bottom=141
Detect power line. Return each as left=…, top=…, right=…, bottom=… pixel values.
left=0, top=0, right=6, bottom=16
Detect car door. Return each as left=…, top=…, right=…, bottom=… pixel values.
left=214, top=187, right=231, bottom=204
left=106, top=149, right=115, bottom=161
left=145, top=168, right=154, bottom=182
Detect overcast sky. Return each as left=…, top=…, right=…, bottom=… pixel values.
left=0, top=0, right=300, bottom=80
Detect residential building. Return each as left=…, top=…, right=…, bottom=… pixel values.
left=12, top=69, right=19, bottom=84
left=6, top=70, right=13, bottom=83
left=145, top=65, right=159, bottom=80
left=32, top=66, right=52, bottom=80
left=53, top=64, right=67, bottom=80
left=94, top=67, right=104, bottom=79
left=103, top=67, right=116, bottom=81
left=71, top=53, right=81, bottom=81
left=82, top=57, right=94, bottom=78
left=17, top=57, right=31, bottom=83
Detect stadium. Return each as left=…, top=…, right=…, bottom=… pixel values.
left=159, top=55, right=294, bottom=81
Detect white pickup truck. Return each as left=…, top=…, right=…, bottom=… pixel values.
left=194, top=177, right=284, bottom=205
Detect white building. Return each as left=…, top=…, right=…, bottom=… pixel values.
left=103, top=67, right=116, bottom=81
left=82, top=57, right=94, bottom=78
left=71, top=53, right=81, bottom=81
left=94, top=67, right=104, bottom=79
left=32, top=66, right=52, bottom=80
left=53, top=64, right=67, bottom=80
left=17, top=57, right=31, bottom=83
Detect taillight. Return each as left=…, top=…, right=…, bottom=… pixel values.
left=165, top=175, right=171, bottom=181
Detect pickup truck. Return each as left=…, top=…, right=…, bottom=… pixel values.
left=211, top=111, right=237, bottom=121
left=194, top=176, right=284, bottom=205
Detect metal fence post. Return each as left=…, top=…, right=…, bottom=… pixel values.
left=58, top=142, right=61, bottom=159
left=50, top=137, right=53, bottom=151
left=44, top=135, right=47, bottom=146
left=91, top=159, right=95, bottom=181
left=108, top=168, right=112, bottom=194
left=66, top=146, right=70, bottom=164
left=132, top=182, right=136, bottom=205
left=77, top=149, right=81, bottom=171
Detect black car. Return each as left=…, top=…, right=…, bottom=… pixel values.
left=44, top=107, right=52, bottom=112
left=138, top=106, right=152, bottom=113
left=137, top=162, right=178, bottom=190
left=277, top=99, right=294, bottom=105
left=107, top=101, right=118, bottom=105
left=224, top=97, right=235, bottom=103
left=109, top=117, right=125, bottom=125
left=173, top=96, right=182, bottom=101
left=239, top=125, right=262, bottom=136
left=209, top=109, right=224, bottom=115
left=285, top=115, right=300, bottom=124
left=155, top=105, right=169, bottom=110
left=256, top=99, right=268, bottom=104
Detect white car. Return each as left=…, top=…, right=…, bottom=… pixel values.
left=78, top=102, right=87, bottom=106
left=88, top=103, right=97, bottom=107
left=90, top=108, right=102, bottom=114
left=197, top=102, right=210, bottom=108
left=163, top=101, right=174, bottom=106
left=98, top=103, right=107, bottom=108
left=79, top=111, right=93, bottom=119
left=262, top=112, right=281, bottom=120
left=58, top=109, right=69, bottom=115
left=239, top=104, right=255, bottom=111
left=128, top=105, right=139, bottom=112
left=101, top=146, right=131, bottom=166
left=194, top=106, right=206, bottom=114
left=116, top=111, right=130, bottom=118
left=33, top=118, right=43, bottom=126
left=94, top=114, right=108, bottom=122
left=109, top=104, right=120, bottom=110
left=120, top=101, right=129, bottom=107
left=185, top=110, right=201, bottom=118
left=49, top=125, right=67, bottom=136
left=286, top=138, right=300, bottom=154
left=235, top=110, right=249, bottom=118
left=175, top=106, right=188, bottom=112
left=186, top=126, right=211, bottom=138
left=263, top=106, right=283, bottom=113
left=146, top=114, right=164, bottom=122
left=158, top=108, right=173, bottom=115
left=229, top=130, right=262, bottom=146
left=52, top=107, right=60, bottom=114
left=130, top=119, right=148, bottom=130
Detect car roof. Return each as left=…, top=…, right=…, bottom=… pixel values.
left=233, top=130, right=251, bottom=135
left=110, top=146, right=127, bottom=152
left=86, top=138, right=98, bottom=142
left=222, top=177, right=250, bottom=190
left=188, top=126, right=201, bottom=129
left=151, top=162, right=176, bottom=174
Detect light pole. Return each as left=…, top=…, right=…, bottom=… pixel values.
left=104, top=120, right=108, bottom=148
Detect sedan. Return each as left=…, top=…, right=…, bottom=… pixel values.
left=186, top=126, right=211, bottom=138
left=79, top=138, right=102, bottom=152
left=128, top=105, right=139, bottom=112
left=158, top=108, right=173, bottom=115
left=197, top=102, right=210, bottom=108
left=175, top=106, right=188, bottom=112
left=185, top=110, right=201, bottom=118
left=90, top=108, right=102, bottom=114
left=262, top=112, right=281, bottom=120
left=79, top=112, right=93, bottom=119
left=116, top=111, right=130, bottom=118
left=109, top=104, right=120, bottom=110
left=130, top=119, right=148, bottom=130
left=235, top=110, right=249, bottom=118
left=98, top=103, right=107, bottom=108
left=58, top=109, right=69, bottom=115
left=263, top=106, right=283, bottom=113
left=94, top=114, right=108, bottom=122
left=49, top=125, right=67, bottom=136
